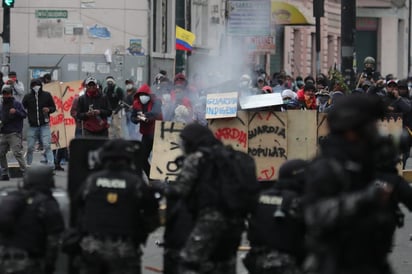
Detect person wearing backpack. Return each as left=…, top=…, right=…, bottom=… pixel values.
left=0, top=165, right=65, bottom=274
left=0, top=85, right=27, bottom=180
left=155, top=123, right=258, bottom=274
left=74, top=139, right=160, bottom=274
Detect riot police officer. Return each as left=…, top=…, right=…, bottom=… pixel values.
left=0, top=165, right=65, bottom=274
left=359, top=56, right=381, bottom=83
left=303, top=94, right=411, bottom=274
left=167, top=123, right=257, bottom=274
left=244, top=159, right=307, bottom=274
left=75, top=139, right=159, bottom=274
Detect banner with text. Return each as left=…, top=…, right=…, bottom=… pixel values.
left=60, top=80, right=83, bottom=146
left=45, top=80, right=84, bottom=150
left=248, top=111, right=287, bottom=181
left=206, top=92, right=238, bottom=119
left=45, top=82, right=67, bottom=150
left=209, top=111, right=248, bottom=152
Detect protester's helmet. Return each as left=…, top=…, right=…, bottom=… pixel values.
left=364, top=56, right=376, bottom=69
left=23, top=165, right=55, bottom=190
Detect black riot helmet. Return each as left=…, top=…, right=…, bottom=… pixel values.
left=23, top=165, right=55, bottom=190
left=327, top=94, right=385, bottom=136
left=99, top=139, right=136, bottom=165
left=179, top=123, right=222, bottom=154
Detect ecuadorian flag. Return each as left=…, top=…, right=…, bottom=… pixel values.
left=176, top=26, right=196, bottom=51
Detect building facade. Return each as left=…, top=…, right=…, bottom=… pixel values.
left=0, top=0, right=157, bottom=88
left=1, top=0, right=410, bottom=88
left=187, top=0, right=343, bottom=81
left=357, top=0, right=410, bottom=78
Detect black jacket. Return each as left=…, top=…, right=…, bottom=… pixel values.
left=22, top=89, right=56, bottom=127
left=76, top=94, right=111, bottom=121
left=0, top=98, right=27, bottom=134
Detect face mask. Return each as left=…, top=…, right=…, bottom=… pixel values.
left=32, top=86, right=41, bottom=93
left=240, top=81, right=249, bottom=88
left=87, top=87, right=98, bottom=96
left=283, top=99, right=291, bottom=105
left=126, top=84, right=133, bottom=90
left=3, top=97, right=13, bottom=104
left=139, top=95, right=150, bottom=104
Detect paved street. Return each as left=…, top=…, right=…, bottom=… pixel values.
left=2, top=151, right=412, bottom=273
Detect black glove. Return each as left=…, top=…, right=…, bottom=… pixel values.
left=44, top=264, right=55, bottom=274
left=150, top=180, right=167, bottom=195
left=131, top=115, right=139, bottom=124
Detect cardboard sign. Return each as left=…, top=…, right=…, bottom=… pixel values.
left=150, top=121, right=185, bottom=181
left=205, top=92, right=238, bottom=119
left=239, top=93, right=283, bottom=109
left=45, top=80, right=84, bottom=150
left=60, top=80, right=84, bottom=146
left=45, top=82, right=67, bottom=150
left=248, top=111, right=287, bottom=180
left=208, top=111, right=248, bottom=152
left=287, top=110, right=317, bottom=160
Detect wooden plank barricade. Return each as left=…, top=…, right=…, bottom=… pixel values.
left=208, top=111, right=248, bottom=152
left=150, top=121, right=186, bottom=181
left=150, top=111, right=407, bottom=181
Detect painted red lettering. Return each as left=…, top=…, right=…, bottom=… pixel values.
left=50, top=114, right=64, bottom=126
left=64, top=118, right=75, bottom=125
left=53, top=96, right=63, bottom=112
left=63, top=96, right=74, bottom=112
left=215, top=127, right=247, bottom=148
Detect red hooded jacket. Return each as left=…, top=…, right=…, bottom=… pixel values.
left=132, top=84, right=163, bottom=135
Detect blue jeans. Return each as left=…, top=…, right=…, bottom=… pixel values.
left=26, top=125, right=54, bottom=166
left=125, top=111, right=139, bottom=140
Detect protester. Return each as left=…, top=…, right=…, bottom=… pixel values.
left=6, top=71, right=25, bottom=102
left=0, top=85, right=27, bottom=180
left=22, top=78, right=56, bottom=167
left=103, top=76, right=124, bottom=139
left=76, top=77, right=111, bottom=138
left=131, top=83, right=163, bottom=179
left=124, top=78, right=140, bottom=140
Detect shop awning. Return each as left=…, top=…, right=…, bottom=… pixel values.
left=272, top=1, right=315, bottom=25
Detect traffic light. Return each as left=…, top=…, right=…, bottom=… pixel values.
left=2, top=0, right=14, bottom=8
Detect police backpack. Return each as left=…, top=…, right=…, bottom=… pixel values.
left=200, top=145, right=259, bottom=215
